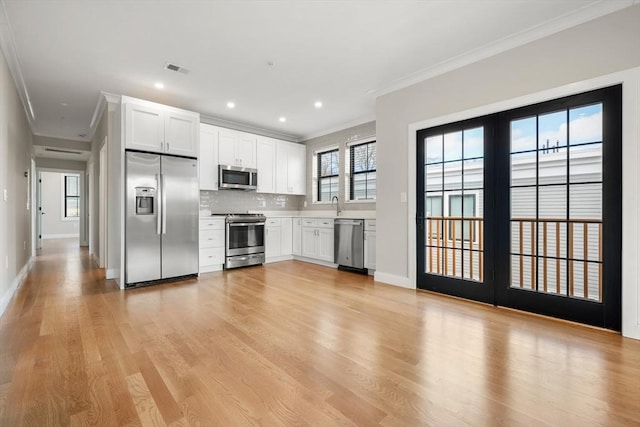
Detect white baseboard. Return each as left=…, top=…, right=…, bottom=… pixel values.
left=42, top=233, right=79, bottom=239
left=374, top=271, right=415, bottom=289
left=106, top=268, right=118, bottom=280
left=265, top=254, right=294, bottom=264
left=0, top=257, right=34, bottom=319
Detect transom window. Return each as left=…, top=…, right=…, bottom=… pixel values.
left=349, top=141, right=376, bottom=200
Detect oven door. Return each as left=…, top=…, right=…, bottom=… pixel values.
left=226, top=221, right=265, bottom=256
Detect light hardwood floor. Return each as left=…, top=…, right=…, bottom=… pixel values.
left=0, top=238, right=639, bottom=426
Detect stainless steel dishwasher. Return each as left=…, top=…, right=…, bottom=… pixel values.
left=334, top=218, right=367, bottom=273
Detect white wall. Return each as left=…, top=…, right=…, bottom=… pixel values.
left=0, top=42, right=34, bottom=317
left=39, top=171, right=79, bottom=238
left=375, top=5, right=640, bottom=338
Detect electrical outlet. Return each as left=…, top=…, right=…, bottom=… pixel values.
left=400, top=192, right=407, bottom=203
left=303, top=200, right=307, bottom=208
left=3, top=189, right=6, bottom=201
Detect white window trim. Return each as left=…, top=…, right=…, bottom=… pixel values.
left=61, top=173, right=80, bottom=221
left=345, top=137, right=377, bottom=203
left=312, top=145, right=340, bottom=204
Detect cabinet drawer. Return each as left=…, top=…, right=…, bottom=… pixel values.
left=301, top=218, right=317, bottom=227
left=200, top=218, right=225, bottom=230
left=266, top=218, right=282, bottom=227
left=365, top=220, right=376, bottom=231
left=199, top=230, right=225, bottom=248
left=317, top=218, right=334, bottom=228
left=199, top=248, right=224, bottom=266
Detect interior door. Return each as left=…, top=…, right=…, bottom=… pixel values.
left=36, top=171, right=42, bottom=250
left=416, top=117, right=495, bottom=303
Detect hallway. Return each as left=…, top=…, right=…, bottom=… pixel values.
left=0, top=241, right=639, bottom=425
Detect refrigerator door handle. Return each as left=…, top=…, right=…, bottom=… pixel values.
left=156, top=174, right=162, bottom=235
left=161, top=173, right=167, bottom=234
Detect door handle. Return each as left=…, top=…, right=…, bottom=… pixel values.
left=161, top=174, right=167, bottom=234
left=156, top=174, right=162, bottom=235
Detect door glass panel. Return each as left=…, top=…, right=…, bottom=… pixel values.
left=423, top=127, right=483, bottom=282
left=509, top=103, right=603, bottom=301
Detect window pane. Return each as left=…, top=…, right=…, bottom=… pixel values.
left=538, top=110, right=567, bottom=150
left=353, top=145, right=367, bottom=173
left=511, top=116, right=536, bottom=153
left=66, top=198, right=79, bottom=217
left=443, top=131, right=462, bottom=162
left=426, top=195, right=443, bottom=217
left=463, top=127, right=483, bottom=159
left=367, top=143, right=376, bottom=170
left=66, top=175, right=79, bottom=196
left=365, top=171, right=376, bottom=199
left=569, top=103, right=602, bottom=145
left=331, top=151, right=339, bottom=175
left=425, top=135, right=442, bottom=164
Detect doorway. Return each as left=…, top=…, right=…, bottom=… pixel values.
left=416, top=85, right=622, bottom=330
left=37, top=170, right=82, bottom=250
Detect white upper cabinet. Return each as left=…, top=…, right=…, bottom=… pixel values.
left=199, top=123, right=219, bottom=191
left=276, top=141, right=306, bottom=195
left=218, top=128, right=256, bottom=168
left=256, top=137, right=276, bottom=193
left=123, top=96, right=199, bottom=157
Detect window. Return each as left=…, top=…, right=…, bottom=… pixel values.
left=449, top=194, right=476, bottom=241
left=64, top=174, right=80, bottom=219
left=349, top=141, right=376, bottom=200
left=317, top=149, right=339, bottom=202
left=425, top=195, right=443, bottom=216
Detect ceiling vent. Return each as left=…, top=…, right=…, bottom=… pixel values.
left=164, top=62, right=190, bottom=74
left=44, top=148, right=82, bottom=155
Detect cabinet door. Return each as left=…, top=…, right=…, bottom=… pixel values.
left=292, top=217, right=302, bottom=255
left=256, top=138, right=276, bottom=193
left=218, top=129, right=238, bottom=166
left=365, top=231, right=376, bottom=270
left=275, top=141, right=289, bottom=193
left=301, top=228, right=317, bottom=258
left=288, top=143, right=306, bottom=195
left=199, top=124, right=219, bottom=190
left=265, top=226, right=282, bottom=259
left=125, top=101, right=164, bottom=153
left=280, top=217, right=293, bottom=256
left=165, top=111, right=199, bottom=157
left=317, top=228, right=334, bottom=262
left=237, top=133, right=257, bottom=168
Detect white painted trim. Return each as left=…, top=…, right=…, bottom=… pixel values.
left=87, top=91, right=120, bottom=142
left=265, top=255, right=294, bottom=264
left=300, top=114, right=376, bottom=142
left=201, top=114, right=298, bottom=143
left=373, top=271, right=414, bottom=289
left=292, top=256, right=337, bottom=269
left=377, top=1, right=638, bottom=98
left=42, top=233, right=79, bottom=239
left=0, top=257, right=33, bottom=320
left=407, top=66, right=640, bottom=339
left=199, top=265, right=223, bottom=273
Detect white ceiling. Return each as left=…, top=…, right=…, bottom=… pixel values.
left=1, top=0, right=634, bottom=144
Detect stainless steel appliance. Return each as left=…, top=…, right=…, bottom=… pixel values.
left=218, top=165, right=258, bottom=190
left=223, top=213, right=266, bottom=269
left=125, top=151, right=199, bottom=286
left=334, top=218, right=366, bottom=273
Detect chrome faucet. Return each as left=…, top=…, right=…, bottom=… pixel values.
left=331, top=195, right=342, bottom=216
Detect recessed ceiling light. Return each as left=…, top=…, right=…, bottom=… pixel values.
left=314, top=101, right=323, bottom=108
left=279, top=117, right=286, bottom=123
left=154, top=82, right=165, bottom=89
left=227, top=101, right=235, bottom=109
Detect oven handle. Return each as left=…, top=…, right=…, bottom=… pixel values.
left=228, top=222, right=266, bottom=227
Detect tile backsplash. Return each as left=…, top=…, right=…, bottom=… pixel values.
left=200, top=190, right=303, bottom=214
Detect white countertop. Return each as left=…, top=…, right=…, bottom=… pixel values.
left=200, top=210, right=376, bottom=220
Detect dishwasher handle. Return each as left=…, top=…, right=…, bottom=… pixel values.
left=334, top=219, right=364, bottom=226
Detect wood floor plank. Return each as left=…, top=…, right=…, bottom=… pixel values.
left=0, top=238, right=639, bottom=426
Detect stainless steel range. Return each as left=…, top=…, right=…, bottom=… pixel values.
left=216, top=213, right=266, bottom=269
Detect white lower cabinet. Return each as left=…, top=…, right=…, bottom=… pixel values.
left=265, top=217, right=293, bottom=262
left=301, top=218, right=334, bottom=263
left=292, top=217, right=302, bottom=256
left=364, top=220, right=376, bottom=270
left=199, top=218, right=225, bottom=273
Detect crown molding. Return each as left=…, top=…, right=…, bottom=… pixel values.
left=299, top=113, right=376, bottom=142
left=376, top=0, right=637, bottom=98
left=199, top=113, right=299, bottom=142
left=0, top=0, right=36, bottom=131
left=86, top=91, right=120, bottom=142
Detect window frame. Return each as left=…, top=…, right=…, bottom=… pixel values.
left=314, top=147, right=340, bottom=203
left=61, top=173, right=80, bottom=221
left=347, top=139, right=377, bottom=202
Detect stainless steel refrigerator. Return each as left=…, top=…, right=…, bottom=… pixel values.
left=125, top=151, right=199, bottom=286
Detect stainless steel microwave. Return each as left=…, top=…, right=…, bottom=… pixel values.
left=218, top=164, right=258, bottom=190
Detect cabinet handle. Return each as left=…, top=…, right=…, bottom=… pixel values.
left=167, top=143, right=170, bottom=151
